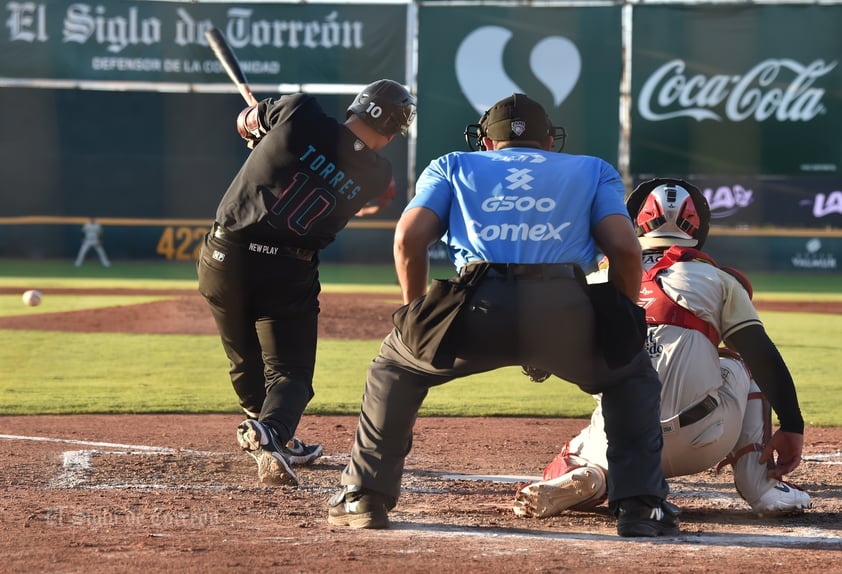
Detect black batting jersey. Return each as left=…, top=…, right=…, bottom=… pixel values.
left=214, top=93, right=393, bottom=250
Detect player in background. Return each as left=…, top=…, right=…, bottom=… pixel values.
left=513, top=178, right=811, bottom=519
left=74, top=217, right=111, bottom=268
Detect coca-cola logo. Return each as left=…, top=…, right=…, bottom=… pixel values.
left=638, top=58, right=837, bottom=122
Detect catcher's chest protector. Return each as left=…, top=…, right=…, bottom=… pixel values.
left=638, top=246, right=720, bottom=347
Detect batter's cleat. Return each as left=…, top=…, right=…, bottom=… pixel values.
left=327, top=486, right=392, bottom=529
left=236, top=419, right=298, bottom=486
left=285, top=437, right=323, bottom=465
left=513, top=466, right=607, bottom=518
left=616, top=498, right=681, bottom=538
left=746, top=480, right=811, bottom=516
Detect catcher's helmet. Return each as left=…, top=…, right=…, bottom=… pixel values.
left=347, top=79, right=416, bottom=137
left=464, top=93, right=566, bottom=152
left=626, top=178, right=711, bottom=249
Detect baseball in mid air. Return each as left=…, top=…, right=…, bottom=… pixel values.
left=22, top=289, right=42, bottom=307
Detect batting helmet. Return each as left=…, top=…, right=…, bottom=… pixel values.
left=626, top=178, right=711, bottom=249
left=347, top=79, right=416, bottom=137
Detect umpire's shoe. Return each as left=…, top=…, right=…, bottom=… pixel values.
left=236, top=419, right=298, bottom=486
left=327, top=485, right=393, bottom=529
left=616, top=498, right=681, bottom=537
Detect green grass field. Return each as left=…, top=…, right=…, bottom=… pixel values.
left=1, top=259, right=840, bottom=426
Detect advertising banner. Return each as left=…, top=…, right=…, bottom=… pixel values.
left=1, top=0, right=406, bottom=85
left=705, top=234, right=840, bottom=273
left=416, top=5, right=622, bottom=174
left=630, top=4, right=842, bottom=176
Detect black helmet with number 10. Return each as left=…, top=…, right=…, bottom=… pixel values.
left=626, top=178, right=711, bottom=249
left=347, top=79, right=417, bottom=137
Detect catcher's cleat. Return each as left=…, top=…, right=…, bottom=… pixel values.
left=745, top=480, right=811, bottom=517
left=616, top=498, right=681, bottom=538
left=236, top=419, right=298, bottom=486
left=285, top=437, right=323, bottom=465
left=513, top=466, right=607, bottom=518
left=327, top=486, right=392, bottom=529
left=541, top=442, right=592, bottom=481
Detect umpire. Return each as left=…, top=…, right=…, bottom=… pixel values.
left=328, top=93, right=678, bottom=537
left=197, top=80, right=416, bottom=487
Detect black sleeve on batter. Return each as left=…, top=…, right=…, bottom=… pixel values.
left=726, top=324, right=805, bottom=434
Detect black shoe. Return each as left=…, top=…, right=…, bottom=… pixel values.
left=236, top=419, right=298, bottom=486
left=616, top=498, right=680, bottom=537
left=327, top=486, right=391, bottom=529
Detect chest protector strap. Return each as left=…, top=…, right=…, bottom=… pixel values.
left=639, top=245, right=721, bottom=348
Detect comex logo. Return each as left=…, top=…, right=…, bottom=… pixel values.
left=475, top=194, right=569, bottom=241
left=455, top=26, right=581, bottom=114
left=792, top=238, right=837, bottom=270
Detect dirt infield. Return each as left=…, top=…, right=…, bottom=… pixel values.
left=1, top=289, right=841, bottom=573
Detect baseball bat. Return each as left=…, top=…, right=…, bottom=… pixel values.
left=204, top=27, right=258, bottom=107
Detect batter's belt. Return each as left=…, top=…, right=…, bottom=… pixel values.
left=211, top=223, right=316, bottom=262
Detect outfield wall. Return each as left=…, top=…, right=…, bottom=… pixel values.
left=1, top=219, right=839, bottom=273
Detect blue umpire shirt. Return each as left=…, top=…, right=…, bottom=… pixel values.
left=408, top=147, right=629, bottom=273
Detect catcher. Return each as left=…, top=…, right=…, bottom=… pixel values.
left=513, top=178, right=811, bottom=518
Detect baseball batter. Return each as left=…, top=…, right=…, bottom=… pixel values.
left=514, top=178, right=810, bottom=518
left=74, top=217, right=111, bottom=268
left=328, top=94, right=678, bottom=537
left=197, top=80, right=416, bottom=486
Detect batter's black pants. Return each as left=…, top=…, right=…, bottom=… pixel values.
left=197, top=231, right=320, bottom=443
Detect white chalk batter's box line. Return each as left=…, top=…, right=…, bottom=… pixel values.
left=52, top=449, right=842, bottom=550
left=3, top=433, right=841, bottom=548
left=3, top=432, right=841, bottom=488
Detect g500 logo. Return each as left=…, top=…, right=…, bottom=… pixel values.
left=455, top=26, right=582, bottom=114
left=481, top=195, right=556, bottom=212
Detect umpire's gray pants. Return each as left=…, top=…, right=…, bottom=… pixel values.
left=340, top=275, right=668, bottom=506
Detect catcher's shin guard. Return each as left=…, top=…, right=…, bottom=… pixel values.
left=719, top=380, right=810, bottom=515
